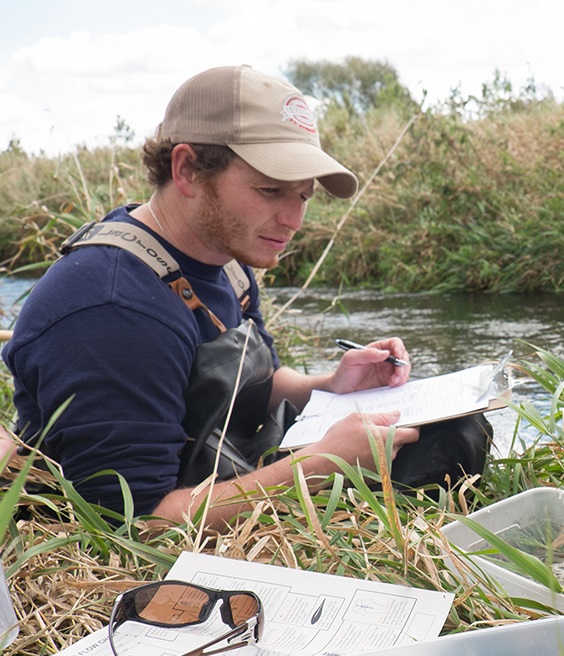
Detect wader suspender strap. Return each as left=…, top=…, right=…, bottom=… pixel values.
left=60, top=221, right=251, bottom=333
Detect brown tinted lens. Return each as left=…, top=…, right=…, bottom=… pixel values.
left=228, top=593, right=259, bottom=625
left=135, top=584, right=211, bottom=626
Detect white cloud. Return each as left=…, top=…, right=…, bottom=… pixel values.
left=1, top=1, right=562, bottom=155
left=1, top=25, right=224, bottom=153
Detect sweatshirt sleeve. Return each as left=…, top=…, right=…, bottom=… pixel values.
left=8, top=303, right=195, bottom=517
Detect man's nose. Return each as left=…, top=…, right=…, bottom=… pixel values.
left=277, top=197, right=306, bottom=231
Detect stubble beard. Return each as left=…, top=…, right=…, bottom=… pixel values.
left=198, top=182, right=281, bottom=270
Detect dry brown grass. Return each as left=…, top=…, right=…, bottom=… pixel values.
left=3, top=449, right=556, bottom=654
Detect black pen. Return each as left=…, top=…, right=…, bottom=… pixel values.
left=335, top=338, right=409, bottom=367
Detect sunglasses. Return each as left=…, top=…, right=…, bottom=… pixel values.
left=108, top=580, right=264, bottom=656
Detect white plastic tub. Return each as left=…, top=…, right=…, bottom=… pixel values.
left=0, top=562, right=18, bottom=649
left=442, top=487, right=564, bottom=612
left=371, top=616, right=564, bottom=656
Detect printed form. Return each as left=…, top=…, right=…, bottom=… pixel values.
left=57, top=551, right=453, bottom=656
left=281, top=364, right=503, bottom=450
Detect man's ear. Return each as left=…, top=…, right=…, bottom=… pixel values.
left=171, top=144, right=198, bottom=197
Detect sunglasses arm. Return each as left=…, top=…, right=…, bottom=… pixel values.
left=180, top=617, right=260, bottom=656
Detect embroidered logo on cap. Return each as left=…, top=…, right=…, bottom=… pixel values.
left=280, top=95, right=317, bottom=134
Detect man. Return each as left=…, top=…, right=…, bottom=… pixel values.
left=1, top=66, right=487, bottom=528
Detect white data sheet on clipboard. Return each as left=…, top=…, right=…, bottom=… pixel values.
left=281, top=358, right=513, bottom=451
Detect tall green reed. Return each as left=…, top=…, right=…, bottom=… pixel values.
left=1, top=97, right=563, bottom=293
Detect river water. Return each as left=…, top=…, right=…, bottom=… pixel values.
left=267, top=287, right=563, bottom=456
left=1, top=277, right=562, bottom=455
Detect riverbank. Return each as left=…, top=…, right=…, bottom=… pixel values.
left=1, top=95, right=563, bottom=293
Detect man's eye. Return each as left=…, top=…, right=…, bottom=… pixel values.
left=261, top=187, right=279, bottom=195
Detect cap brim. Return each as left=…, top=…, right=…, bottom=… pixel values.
left=229, top=142, right=358, bottom=199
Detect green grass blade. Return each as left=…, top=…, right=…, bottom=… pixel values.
left=0, top=397, right=75, bottom=545
left=321, top=473, right=344, bottom=530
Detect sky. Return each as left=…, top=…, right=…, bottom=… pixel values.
left=1, top=0, right=562, bottom=156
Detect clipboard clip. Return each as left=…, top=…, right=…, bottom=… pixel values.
left=476, top=350, right=513, bottom=403
left=490, top=349, right=513, bottom=394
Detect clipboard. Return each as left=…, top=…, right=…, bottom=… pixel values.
left=280, top=354, right=514, bottom=451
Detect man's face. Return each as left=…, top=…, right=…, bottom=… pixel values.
left=191, top=157, right=315, bottom=269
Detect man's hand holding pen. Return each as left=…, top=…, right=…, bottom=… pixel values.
left=328, top=336, right=412, bottom=394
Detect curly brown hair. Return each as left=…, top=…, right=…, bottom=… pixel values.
left=141, top=139, right=236, bottom=188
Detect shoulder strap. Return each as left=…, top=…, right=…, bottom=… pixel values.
left=60, top=221, right=180, bottom=279
left=60, top=221, right=252, bottom=331
left=223, top=260, right=251, bottom=310
left=61, top=221, right=251, bottom=297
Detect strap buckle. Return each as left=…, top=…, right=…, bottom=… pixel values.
left=60, top=221, right=97, bottom=254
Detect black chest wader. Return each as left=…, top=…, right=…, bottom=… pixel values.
left=178, top=318, right=292, bottom=486
left=61, top=221, right=298, bottom=488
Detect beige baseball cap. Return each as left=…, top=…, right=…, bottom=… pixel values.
left=156, top=65, right=358, bottom=199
